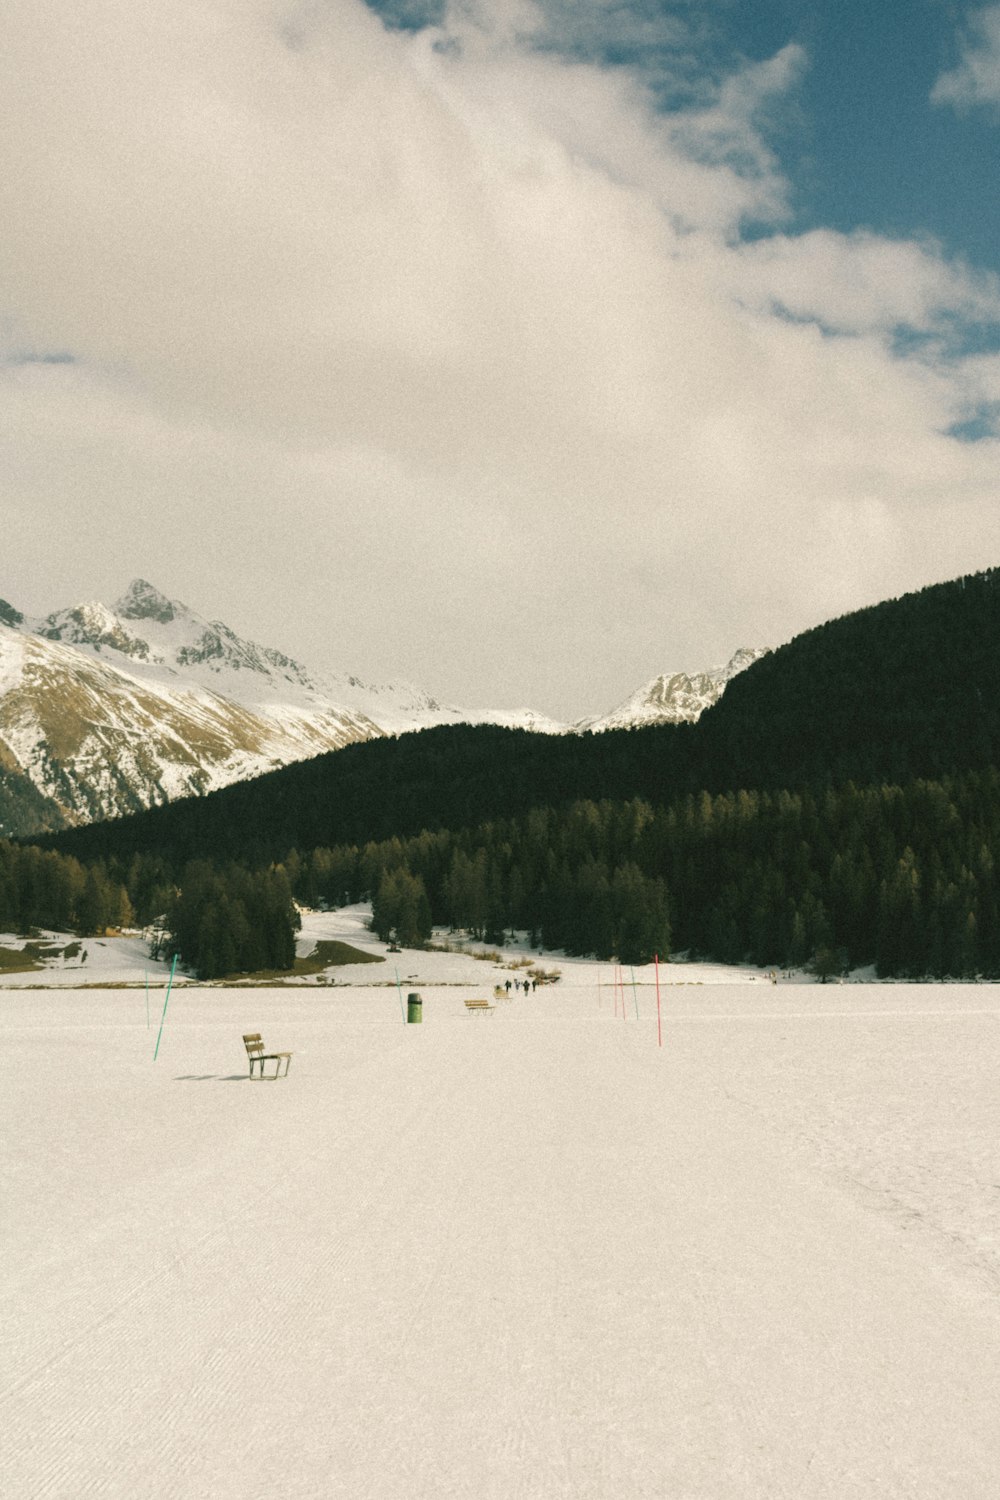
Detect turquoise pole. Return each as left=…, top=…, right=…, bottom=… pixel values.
left=153, top=954, right=178, bottom=1061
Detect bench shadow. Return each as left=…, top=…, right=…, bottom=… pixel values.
left=174, top=1074, right=249, bottom=1081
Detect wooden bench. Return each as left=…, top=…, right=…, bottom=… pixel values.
left=243, top=1032, right=293, bottom=1079
left=464, top=998, right=494, bottom=1016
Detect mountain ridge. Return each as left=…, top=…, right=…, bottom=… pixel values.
left=0, top=578, right=761, bottom=833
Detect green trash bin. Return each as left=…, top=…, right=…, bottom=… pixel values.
left=407, top=991, right=422, bottom=1024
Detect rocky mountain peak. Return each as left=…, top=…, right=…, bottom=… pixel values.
left=719, top=646, right=770, bottom=681
left=40, top=600, right=151, bottom=660
left=115, top=578, right=177, bottom=624
left=575, top=646, right=770, bottom=733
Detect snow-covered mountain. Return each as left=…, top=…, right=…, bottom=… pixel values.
left=0, top=578, right=767, bottom=833
left=575, top=648, right=770, bottom=733
left=0, top=580, right=567, bottom=831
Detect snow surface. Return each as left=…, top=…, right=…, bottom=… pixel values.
left=0, top=906, right=787, bottom=989
left=4, top=916, right=1000, bottom=1497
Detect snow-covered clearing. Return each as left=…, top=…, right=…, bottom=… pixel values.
left=0, top=903, right=793, bottom=990
left=4, top=963, right=1000, bottom=1498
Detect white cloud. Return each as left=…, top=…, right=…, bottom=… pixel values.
left=720, top=229, right=1000, bottom=338
left=1, top=0, right=999, bottom=717
left=932, top=5, right=1000, bottom=110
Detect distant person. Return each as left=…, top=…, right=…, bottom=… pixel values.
left=505, top=979, right=511, bottom=994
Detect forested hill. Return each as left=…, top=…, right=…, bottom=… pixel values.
left=33, top=566, right=1000, bottom=872
left=33, top=721, right=694, bottom=870
left=696, top=566, right=1000, bottom=789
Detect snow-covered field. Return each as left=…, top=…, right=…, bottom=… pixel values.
left=4, top=925, right=1000, bottom=1498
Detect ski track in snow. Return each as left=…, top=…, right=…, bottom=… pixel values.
left=3, top=983, right=1000, bottom=1498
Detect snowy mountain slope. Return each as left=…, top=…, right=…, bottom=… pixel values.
left=37, top=579, right=569, bottom=734
left=575, top=648, right=770, bottom=732
left=39, top=579, right=437, bottom=720
left=0, top=626, right=382, bottom=825
left=0, top=577, right=766, bottom=833
left=0, top=579, right=570, bottom=830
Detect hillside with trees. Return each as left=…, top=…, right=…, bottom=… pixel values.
left=33, top=569, right=1000, bottom=875
left=5, top=568, right=1000, bottom=979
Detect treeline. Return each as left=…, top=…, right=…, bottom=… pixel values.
left=0, top=841, right=132, bottom=935
left=6, top=768, right=1000, bottom=977
left=272, top=770, right=1000, bottom=977
left=34, top=720, right=692, bottom=872
left=0, top=841, right=298, bottom=981
left=165, top=863, right=299, bottom=980
left=363, top=837, right=670, bottom=964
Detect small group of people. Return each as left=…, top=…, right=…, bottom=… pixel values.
left=504, top=977, right=537, bottom=993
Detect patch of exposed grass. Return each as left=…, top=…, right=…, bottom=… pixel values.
left=205, top=939, right=387, bottom=985
left=0, top=945, right=42, bottom=973
left=296, top=940, right=385, bottom=972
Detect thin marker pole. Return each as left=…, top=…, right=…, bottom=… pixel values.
left=655, top=952, right=662, bottom=1048
left=153, top=953, right=178, bottom=1061
left=630, top=966, right=639, bottom=1020
left=620, top=965, right=626, bottom=1021
left=394, top=967, right=405, bottom=1023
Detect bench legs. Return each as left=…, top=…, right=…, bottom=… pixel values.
left=248, top=1055, right=291, bottom=1078
left=251, top=1054, right=291, bottom=1079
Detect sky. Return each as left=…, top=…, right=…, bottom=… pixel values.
left=2, top=0, right=1000, bottom=720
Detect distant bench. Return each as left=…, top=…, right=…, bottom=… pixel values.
left=464, top=998, right=494, bottom=1016
left=243, top=1032, right=293, bottom=1078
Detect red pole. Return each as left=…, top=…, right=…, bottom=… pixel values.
left=655, top=952, right=662, bottom=1048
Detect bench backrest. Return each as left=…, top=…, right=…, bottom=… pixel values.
left=243, top=1033, right=265, bottom=1058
